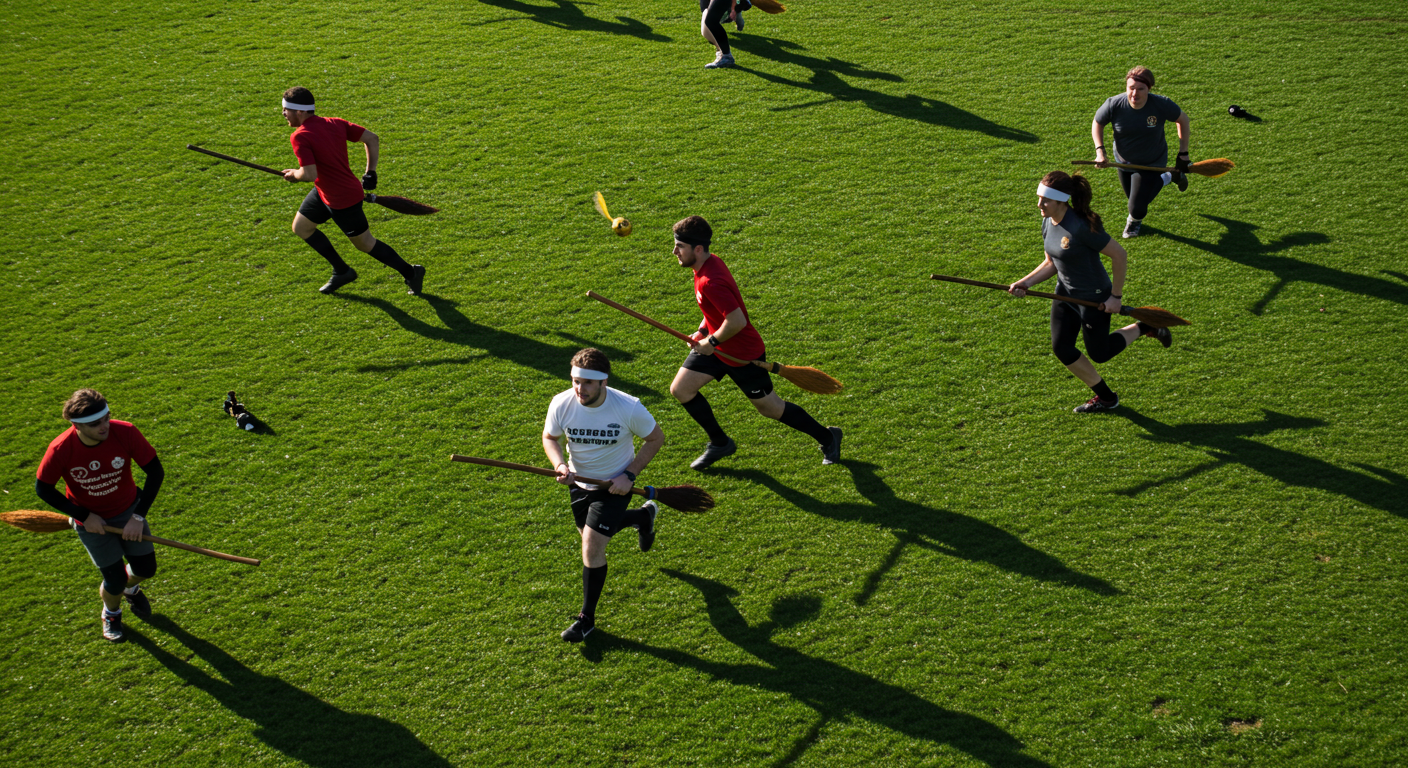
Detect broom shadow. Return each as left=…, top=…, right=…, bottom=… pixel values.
left=712, top=462, right=1118, bottom=599
left=337, top=293, right=661, bottom=401
left=1144, top=215, right=1406, bottom=313
left=473, top=0, right=671, bottom=42
left=128, top=616, right=453, bottom=768
left=729, top=35, right=1037, bottom=142
left=1114, top=407, right=1406, bottom=517
left=586, top=570, right=1054, bottom=768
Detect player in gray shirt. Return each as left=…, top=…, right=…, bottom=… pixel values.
left=1091, top=66, right=1192, bottom=238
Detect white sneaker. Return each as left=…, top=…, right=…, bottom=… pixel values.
left=704, top=53, right=736, bottom=69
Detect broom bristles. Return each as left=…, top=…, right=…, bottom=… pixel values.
left=752, top=0, right=786, bottom=12
left=1190, top=158, right=1235, bottom=178
left=775, top=364, right=844, bottom=395
left=653, top=485, right=715, bottom=513
left=366, top=193, right=439, bottom=215
left=1125, top=306, right=1191, bottom=328
left=2, top=509, right=74, bottom=533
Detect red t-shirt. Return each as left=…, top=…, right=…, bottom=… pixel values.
left=36, top=421, right=157, bottom=518
left=289, top=115, right=368, bottom=209
left=694, top=254, right=765, bottom=367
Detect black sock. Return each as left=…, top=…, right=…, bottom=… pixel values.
left=1091, top=380, right=1116, bottom=401
left=778, top=401, right=833, bottom=446
left=303, top=230, right=350, bottom=273
left=581, top=563, right=608, bottom=618
left=368, top=240, right=414, bottom=281
left=681, top=393, right=729, bottom=445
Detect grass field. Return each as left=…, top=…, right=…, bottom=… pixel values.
left=2, top=1, right=1406, bottom=765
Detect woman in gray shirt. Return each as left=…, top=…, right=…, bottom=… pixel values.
left=1092, top=66, right=1192, bottom=238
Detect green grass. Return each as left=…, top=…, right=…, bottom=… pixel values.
left=3, top=1, right=1406, bottom=765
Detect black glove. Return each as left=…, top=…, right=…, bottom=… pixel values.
left=361, top=170, right=378, bottom=190
left=1175, top=153, right=1190, bottom=174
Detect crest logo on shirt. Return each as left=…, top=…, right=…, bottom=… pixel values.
left=1060, top=236, right=1071, bottom=250
left=608, top=423, right=621, bottom=429
left=70, top=467, right=90, bottom=480
left=1146, top=116, right=1158, bottom=127
left=88, top=460, right=101, bottom=471
left=111, top=457, right=125, bottom=470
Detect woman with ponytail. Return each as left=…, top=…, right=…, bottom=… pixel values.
left=1007, top=171, right=1172, bottom=413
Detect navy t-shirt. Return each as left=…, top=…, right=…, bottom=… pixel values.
left=1094, top=93, right=1183, bottom=166
left=1043, top=211, right=1112, bottom=297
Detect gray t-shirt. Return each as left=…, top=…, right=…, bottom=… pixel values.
left=1043, top=211, right=1112, bottom=297
left=1094, top=93, right=1183, bottom=166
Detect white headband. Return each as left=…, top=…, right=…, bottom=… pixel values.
left=1037, top=184, right=1071, bottom=202
left=70, top=405, right=109, bottom=424
left=282, top=99, right=315, bottom=111
left=571, top=366, right=609, bottom=380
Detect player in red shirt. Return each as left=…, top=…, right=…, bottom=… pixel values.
left=280, top=86, right=425, bottom=296
left=669, top=215, right=841, bottom=470
left=34, top=390, right=166, bottom=643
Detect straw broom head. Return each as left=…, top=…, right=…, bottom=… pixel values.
left=1189, top=158, right=1235, bottom=178
left=757, top=361, right=844, bottom=394
left=1125, top=306, right=1191, bottom=328
left=365, top=193, right=439, bottom=215
left=2, top=509, right=73, bottom=533
left=752, top=0, right=787, bottom=13
left=652, top=485, right=715, bottom=513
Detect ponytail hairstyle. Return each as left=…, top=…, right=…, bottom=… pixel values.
left=1040, top=171, right=1103, bottom=233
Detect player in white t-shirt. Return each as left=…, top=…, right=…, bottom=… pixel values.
left=543, top=348, right=666, bottom=643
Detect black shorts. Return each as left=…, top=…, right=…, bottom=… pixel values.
left=569, top=486, right=632, bottom=537
left=298, top=188, right=369, bottom=237
left=681, top=350, right=774, bottom=399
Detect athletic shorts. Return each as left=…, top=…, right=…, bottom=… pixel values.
left=72, top=496, right=155, bottom=569
left=299, top=188, right=370, bottom=237
left=569, top=486, right=632, bottom=538
left=681, top=350, right=774, bottom=400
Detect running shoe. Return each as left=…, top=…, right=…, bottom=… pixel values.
left=1074, top=394, right=1120, bottom=414
left=405, top=264, right=426, bottom=295
left=319, top=268, right=358, bottom=294
left=638, top=500, right=659, bottom=553
left=821, top=426, right=843, bottom=465
left=690, top=437, right=737, bottom=470
left=561, top=612, right=595, bottom=643
left=102, top=611, right=126, bottom=643
left=125, top=586, right=152, bottom=621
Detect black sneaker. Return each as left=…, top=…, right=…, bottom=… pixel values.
left=405, top=264, right=426, bottom=295
left=125, top=586, right=152, bottom=621
left=821, top=426, right=843, bottom=465
left=319, top=268, right=358, bottom=294
left=1074, top=394, right=1120, bottom=414
left=102, top=611, right=126, bottom=643
left=690, top=437, right=737, bottom=470
left=1173, top=171, right=1188, bottom=192
left=561, top=612, right=595, bottom=643
left=1122, top=219, right=1142, bottom=239
left=1143, top=325, right=1173, bottom=348
left=637, top=500, right=659, bottom=553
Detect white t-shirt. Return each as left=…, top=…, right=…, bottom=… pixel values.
left=544, top=386, right=657, bottom=489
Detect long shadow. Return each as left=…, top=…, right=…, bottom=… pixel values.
left=1115, top=407, right=1406, bottom=517
left=475, top=0, right=671, bottom=42
left=1145, top=215, right=1408, bottom=313
left=731, top=35, right=1036, bottom=142
left=590, top=570, right=1053, bottom=768
left=129, top=616, right=452, bottom=768
left=338, top=293, right=661, bottom=400
left=713, top=462, right=1117, bottom=598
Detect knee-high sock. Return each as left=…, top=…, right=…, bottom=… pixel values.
left=368, top=240, right=414, bottom=280
left=681, top=393, right=729, bottom=445
left=778, top=401, right=833, bottom=445
left=581, top=564, right=608, bottom=618
left=303, top=230, right=350, bottom=272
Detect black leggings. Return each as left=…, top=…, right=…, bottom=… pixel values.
left=700, top=0, right=730, bottom=54
left=1117, top=169, right=1164, bottom=220
left=1050, top=285, right=1127, bottom=366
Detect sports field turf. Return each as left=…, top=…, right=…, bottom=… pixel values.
left=2, top=1, right=1406, bottom=765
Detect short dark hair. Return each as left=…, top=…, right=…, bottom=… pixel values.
left=63, top=388, right=107, bottom=421
left=571, top=348, right=611, bottom=377
left=283, top=86, right=315, bottom=110
left=672, top=215, right=712, bottom=249
left=1125, top=66, right=1154, bottom=89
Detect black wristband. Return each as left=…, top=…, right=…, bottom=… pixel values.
left=623, top=469, right=636, bottom=482
left=1095, top=145, right=1105, bottom=150
left=1111, top=294, right=1122, bottom=299
left=706, top=335, right=719, bottom=347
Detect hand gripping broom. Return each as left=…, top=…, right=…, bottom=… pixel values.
left=1071, top=157, right=1235, bottom=178
left=929, top=274, right=1190, bottom=328
left=2, top=509, right=261, bottom=566
left=450, top=455, right=715, bottom=513
left=586, top=291, right=843, bottom=395
left=186, top=144, right=439, bottom=215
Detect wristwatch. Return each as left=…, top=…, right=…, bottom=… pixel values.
left=623, top=469, right=637, bottom=482
left=131, top=514, right=145, bottom=522
left=706, top=334, right=720, bottom=347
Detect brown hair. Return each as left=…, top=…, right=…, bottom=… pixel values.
left=282, top=86, right=315, bottom=110
left=571, top=348, right=611, bottom=377
left=63, top=388, right=107, bottom=421
left=1126, top=66, right=1154, bottom=89
left=672, top=215, right=713, bottom=249
left=1040, top=171, right=1103, bottom=233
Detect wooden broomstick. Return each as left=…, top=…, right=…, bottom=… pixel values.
left=1, top=510, right=261, bottom=566
left=752, top=0, right=787, bottom=12
left=450, top=455, right=715, bottom=513
left=929, top=274, right=1190, bottom=328
left=1071, top=157, right=1235, bottom=178
left=186, top=144, right=440, bottom=215
left=585, top=291, right=843, bottom=395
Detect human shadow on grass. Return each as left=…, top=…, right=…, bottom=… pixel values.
left=1145, top=215, right=1406, bottom=313
left=712, top=462, right=1117, bottom=599
left=474, top=0, right=671, bottom=42
left=587, top=571, right=1053, bottom=768
left=729, top=35, right=1036, bottom=143
left=338, top=293, right=661, bottom=400
left=129, top=616, right=452, bottom=768
left=1114, top=407, right=1406, bottom=517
